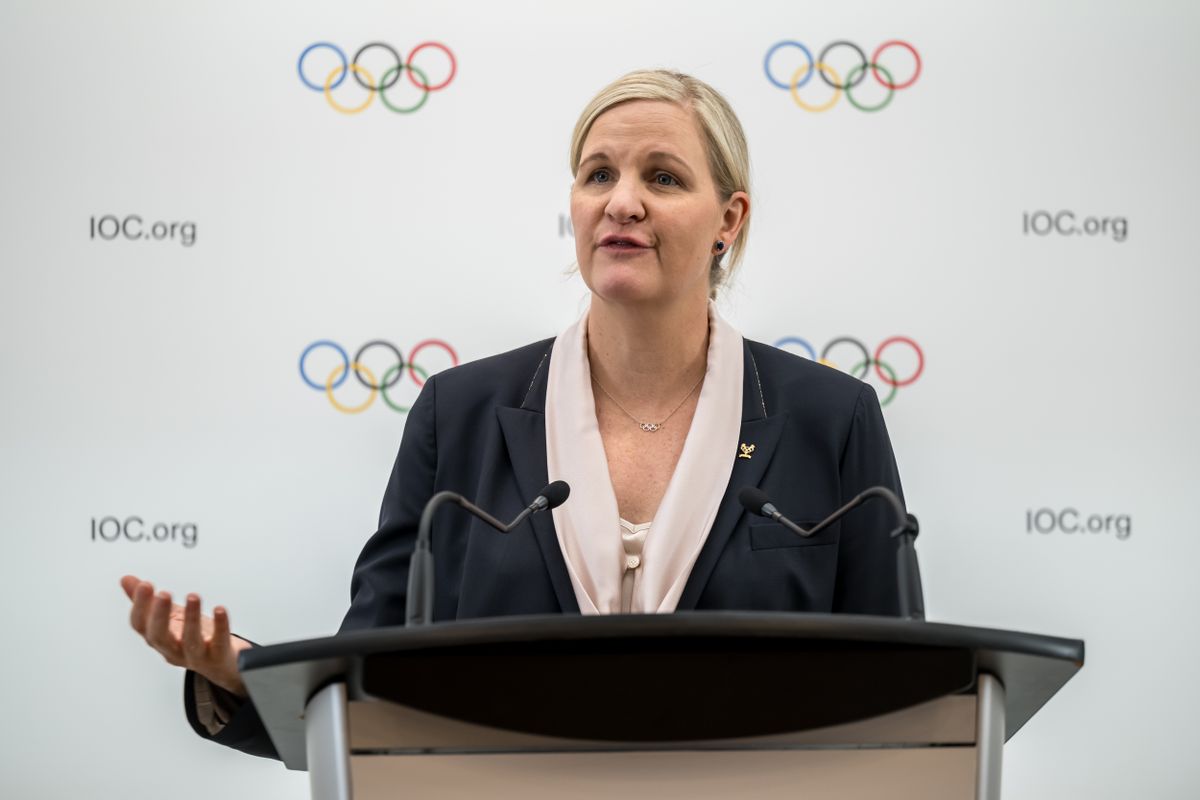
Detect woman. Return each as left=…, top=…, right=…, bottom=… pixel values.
left=120, top=69, right=906, bottom=760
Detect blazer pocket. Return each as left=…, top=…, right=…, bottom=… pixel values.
left=749, top=521, right=839, bottom=551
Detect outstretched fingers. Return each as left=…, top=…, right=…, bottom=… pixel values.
left=121, top=575, right=247, bottom=697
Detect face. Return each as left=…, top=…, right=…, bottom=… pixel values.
left=570, top=100, right=748, bottom=308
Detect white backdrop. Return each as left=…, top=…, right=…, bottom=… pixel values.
left=2, top=0, right=1198, bottom=797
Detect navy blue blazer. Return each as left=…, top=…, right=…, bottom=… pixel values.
left=185, top=336, right=907, bottom=759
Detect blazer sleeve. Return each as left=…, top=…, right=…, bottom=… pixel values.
left=182, top=665, right=278, bottom=760
left=179, top=377, right=440, bottom=760
left=180, top=633, right=279, bottom=761
left=831, top=382, right=906, bottom=616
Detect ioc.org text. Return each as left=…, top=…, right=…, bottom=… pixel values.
left=1026, top=508, right=1131, bottom=540
left=1022, top=210, right=1127, bottom=242
left=92, top=516, right=198, bottom=548
left=90, top=214, right=197, bottom=247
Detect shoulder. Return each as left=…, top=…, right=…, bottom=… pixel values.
left=745, top=338, right=876, bottom=417
left=426, top=337, right=555, bottom=410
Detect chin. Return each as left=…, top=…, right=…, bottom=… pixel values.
left=588, top=267, right=662, bottom=305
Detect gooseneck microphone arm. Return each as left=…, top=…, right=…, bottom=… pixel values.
left=406, top=481, right=570, bottom=627
left=738, top=486, right=924, bottom=620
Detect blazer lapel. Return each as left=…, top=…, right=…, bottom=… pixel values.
left=496, top=348, right=581, bottom=614
left=676, top=342, right=788, bottom=610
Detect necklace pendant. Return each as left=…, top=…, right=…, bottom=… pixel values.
left=640, top=422, right=661, bottom=433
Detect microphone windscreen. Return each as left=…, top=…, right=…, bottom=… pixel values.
left=738, top=486, right=771, bottom=516
left=541, top=480, right=571, bottom=509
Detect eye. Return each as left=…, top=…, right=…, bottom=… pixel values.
left=589, top=168, right=611, bottom=184
left=654, top=172, right=680, bottom=187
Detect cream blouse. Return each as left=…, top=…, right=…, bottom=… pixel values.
left=545, top=300, right=744, bottom=614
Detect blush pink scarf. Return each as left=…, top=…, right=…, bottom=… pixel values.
left=545, top=300, right=744, bottom=614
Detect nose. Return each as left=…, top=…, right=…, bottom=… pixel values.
left=604, top=176, right=645, bottom=224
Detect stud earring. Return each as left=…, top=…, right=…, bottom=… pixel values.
left=713, top=240, right=726, bottom=254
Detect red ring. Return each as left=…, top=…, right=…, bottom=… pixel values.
left=874, top=336, right=924, bottom=387
left=407, top=339, right=459, bottom=387
left=871, top=40, right=921, bottom=90
left=406, top=42, right=457, bottom=92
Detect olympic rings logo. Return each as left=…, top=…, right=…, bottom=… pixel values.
left=297, top=41, right=457, bottom=115
left=763, top=40, right=921, bottom=113
left=299, top=339, right=459, bottom=414
left=772, top=336, right=924, bottom=406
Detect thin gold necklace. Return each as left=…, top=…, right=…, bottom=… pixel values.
left=591, top=372, right=704, bottom=433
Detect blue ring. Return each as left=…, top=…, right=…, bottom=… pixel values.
left=773, top=336, right=817, bottom=361
left=300, top=340, right=350, bottom=391
left=298, top=42, right=348, bottom=92
left=764, top=40, right=814, bottom=91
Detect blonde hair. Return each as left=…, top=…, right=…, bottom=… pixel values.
left=569, top=69, right=751, bottom=296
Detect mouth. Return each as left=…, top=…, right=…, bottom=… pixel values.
left=597, top=234, right=653, bottom=252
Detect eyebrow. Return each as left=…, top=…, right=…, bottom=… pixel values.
left=578, top=151, right=612, bottom=170
left=646, top=150, right=693, bottom=173
left=578, top=149, right=695, bottom=175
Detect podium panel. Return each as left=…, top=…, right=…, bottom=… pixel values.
left=350, top=749, right=978, bottom=800
left=339, top=688, right=989, bottom=799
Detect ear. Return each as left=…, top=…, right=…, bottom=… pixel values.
left=717, top=191, right=750, bottom=249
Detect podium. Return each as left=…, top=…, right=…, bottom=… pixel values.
left=238, top=612, right=1083, bottom=799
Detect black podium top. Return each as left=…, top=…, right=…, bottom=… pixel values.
left=239, top=612, right=1084, bottom=769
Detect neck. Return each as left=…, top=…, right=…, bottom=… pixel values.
left=586, top=295, right=710, bottom=403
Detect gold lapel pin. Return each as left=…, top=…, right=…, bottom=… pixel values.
left=738, top=443, right=756, bottom=460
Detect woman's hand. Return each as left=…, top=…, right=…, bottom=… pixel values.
left=120, top=574, right=252, bottom=699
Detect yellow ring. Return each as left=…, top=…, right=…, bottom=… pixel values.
left=790, top=62, right=842, bottom=113
left=326, top=362, right=378, bottom=414
left=324, top=64, right=376, bottom=115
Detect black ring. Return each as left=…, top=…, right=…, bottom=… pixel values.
left=817, top=41, right=868, bottom=90
left=353, top=340, right=405, bottom=390
left=821, top=337, right=871, bottom=379
left=351, top=42, right=404, bottom=91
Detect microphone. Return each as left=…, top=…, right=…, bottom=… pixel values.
left=738, top=485, right=924, bottom=620
left=406, top=481, right=571, bottom=627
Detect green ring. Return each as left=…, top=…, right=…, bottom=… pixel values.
left=844, top=62, right=895, bottom=113
left=380, top=362, right=429, bottom=413
left=379, top=64, right=430, bottom=114
left=850, top=359, right=899, bottom=406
